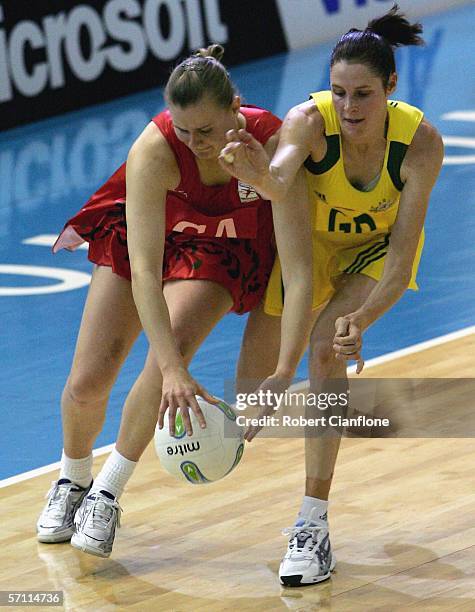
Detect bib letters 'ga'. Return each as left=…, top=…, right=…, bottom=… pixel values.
left=264, top=90, right=424, bottom=315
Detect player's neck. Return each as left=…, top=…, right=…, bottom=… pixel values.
left=342, top=115, right=388, bottom=156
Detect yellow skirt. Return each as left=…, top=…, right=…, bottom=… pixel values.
left=264, top=229, right=424, bottom=316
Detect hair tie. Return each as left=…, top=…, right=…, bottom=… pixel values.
left=182, top=62, right=204, bottom=72
left=365, top=28, right=383, bottom=40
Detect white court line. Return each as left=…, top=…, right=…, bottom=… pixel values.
left=1, top=325, right=474, bottom=490
left=22, top=234, right=89, bottom=250
left=0, top=445, right=114, bottom=489
left=441, top=111, right=475, bottom=121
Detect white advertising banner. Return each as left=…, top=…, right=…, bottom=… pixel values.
left=275, top=0, right=474, bottom=49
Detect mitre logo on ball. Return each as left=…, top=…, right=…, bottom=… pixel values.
left=155, top=397, right=244, bottom=484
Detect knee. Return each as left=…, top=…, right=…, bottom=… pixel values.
left=65, top=338, right=129, bottom=406
left=171, top=326, right=197, bottom=366
left=64, top=369, right=112, bottom=407
left=309, top=339, right=337, bottom=377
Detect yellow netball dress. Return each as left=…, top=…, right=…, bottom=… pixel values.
left=265, top=90, right=425, bottom=315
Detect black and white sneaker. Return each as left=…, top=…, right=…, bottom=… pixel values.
left=71, top=490, right=122, bottom=558
left=37, top=479, right=92, bottom=543
left=279, top=509, right=336, bottom=587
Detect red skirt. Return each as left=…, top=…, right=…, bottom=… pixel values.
left=53, top=200, right=275, bottom=314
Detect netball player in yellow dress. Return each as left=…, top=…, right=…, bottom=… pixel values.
left=220, top=5, right=444, bottom=586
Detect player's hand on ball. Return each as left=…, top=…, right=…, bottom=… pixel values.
left=158, top=368, right=217, bottom=436
left=219, top=128, right=270, bottom=184
left=333, top=316, right=365, bottom=374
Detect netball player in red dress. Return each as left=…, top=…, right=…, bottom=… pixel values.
left=36, top=45, right=313, bottom=558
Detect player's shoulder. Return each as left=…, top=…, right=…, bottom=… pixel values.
left=412, top=118, right=443, bottom=150
left=287, top=99, right=323, bottom=125
left=402, top=118, right=444, bottom=186
left=241, top=104, right=277, bottom=118
left=241, top=105, right=281, bottom=142
left=283, top=100, right=324, bottom=140
left=241, top=105, right=280, bottom=127
left=407, top=118, right=444, bottom=165
left=129, top=121, right=175, bottom=163
left=127, top=121, right=179, bottom=188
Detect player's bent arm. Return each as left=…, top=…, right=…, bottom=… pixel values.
left=126, top=122, right=186, bottom=375
left=351, top=121, right=444, bottom=331
left=255, top=103, right=323, bottom=202
left=271, top=168, right=314, bottom=378
left=271, top=102, right=324, bottom=180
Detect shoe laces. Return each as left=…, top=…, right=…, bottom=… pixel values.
left=84, top=493, right=122, bottom=531
left=44, top=481, right=76, bottom=519
left=282, top=508, right=328, bottom=557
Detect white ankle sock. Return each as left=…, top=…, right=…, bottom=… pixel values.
left=298, top=495, right=328, bottom=522
left=91, top=448, right=137, bottom=499
left=59, top=451, right=93, bottom=488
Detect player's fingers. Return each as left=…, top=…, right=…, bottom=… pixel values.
left=178, top=402, right=193, bottom=436
left=158, top=406, right=164, bottom=429
left=188, top=394, right=207, bottom=430
left=199, top=388, right=218, bottom=406
left=334, top=346, right=362, bottom=362
left=356, top=358, right=365, bottom=375
left=220, top=141, right=241, bottom=155
left=237, top=129, right=258, bottom=147
left=158, top=396, right=169, bottom=429
left=244, top=425, right=258, bottom=442
left=167, top=398, right=178, bottom=436
left=333, top=338, right=354, bottom=351
left=333, top=342, right=360, bottom=355
left=335, top=317, right=350, bottom=337
left=334, top=328, right=361, bottom=346
left=219, top=143, right=244, bottom=166
left=226, top=129, right=239, bottom=142
left=334, top=338, right=357, bottom=350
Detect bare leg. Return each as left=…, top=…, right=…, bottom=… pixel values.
left=236, top=302, right=321, bottom=392
left=36, top=267, right=142, bottom=542
left=116, top=279, right=233, bottom=461
left=62, top=266, right=141, bottom=458
left=235, top=302, right=282, bottom=394
left=305, top=274, right=376, bottom=500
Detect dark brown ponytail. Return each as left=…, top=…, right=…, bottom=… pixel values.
left=330, top=4, right=424, bottom=87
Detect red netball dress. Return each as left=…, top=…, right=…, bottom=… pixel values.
left=54, top=106, right=281, bottom=314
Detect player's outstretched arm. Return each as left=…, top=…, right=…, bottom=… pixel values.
left=243, top=148, right=314, bottom=441
left=126, top=123, right=216, bottom=435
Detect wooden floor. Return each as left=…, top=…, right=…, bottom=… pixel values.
left=1, top=335, right=475, bottom=611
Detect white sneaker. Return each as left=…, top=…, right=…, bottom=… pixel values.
left=70, top=491, right=122, bottom=558
left=37, top=479, right=92, bottom=543
left=279, top=509, right=336, bottom=587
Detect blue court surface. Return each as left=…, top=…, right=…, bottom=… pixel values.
left=1, top=3, right=474, bottom=480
